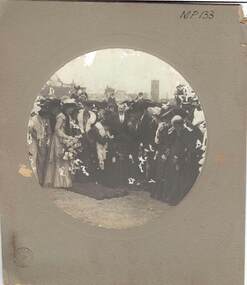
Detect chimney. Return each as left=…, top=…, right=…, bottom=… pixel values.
left=151, top=80, right=159, bottom=102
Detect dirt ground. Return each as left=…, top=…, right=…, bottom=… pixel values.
left=48, top=185, right=170, bottom=230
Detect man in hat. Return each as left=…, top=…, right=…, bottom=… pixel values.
left=107, top=103, right=128, bottom=136
left=71, top=85, right=89, bottom=106
left=105, top=87, right=118, bottom=113
left=134, top=92, right=144, bottom=102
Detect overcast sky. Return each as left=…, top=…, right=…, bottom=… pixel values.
left=51, top=49, right=191, bottom=99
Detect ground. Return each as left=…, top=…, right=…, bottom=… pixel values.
left=48, top=183, right=170, bottom=230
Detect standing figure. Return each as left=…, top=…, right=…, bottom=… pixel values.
left=151, top=118, right=171, bottom=201
left=27, top=100, right=52, bottom=186
left=44, top=99, right=77, bottom=188
left=75, top=104, right=97, bottom=182
left=166, top=115, right=195, bottom=205
left=104, top=103, right=132, bottom=188
left=105, top=87, right=118, bottom=113
left=94, top=120, right=113, bottom=171
left=137, top=107, right=160, bottom=184
left=77, top=105, right=97, bottom=135
left=71, top=85, right=88, bottom=106
left=109, top=103, right=128, bottom=135
left=90, top=118, right=115, bottom=186
left=111, top=134, right=131, bottom=188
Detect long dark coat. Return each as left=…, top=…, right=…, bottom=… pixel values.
left=165, top=127, right=196, bottom=205
left=151, top=123, right=170, bottom=201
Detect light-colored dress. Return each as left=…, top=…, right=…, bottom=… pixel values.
left=27, top=114, right=51, bottom=185
left=77, top=108, right=96, bottom=134
left=44, top=113, right=72, bottom=188
left=94, top=121, right=113, bottom=170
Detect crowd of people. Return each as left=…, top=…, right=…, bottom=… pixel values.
left=27, top=84, right=207, bottom=206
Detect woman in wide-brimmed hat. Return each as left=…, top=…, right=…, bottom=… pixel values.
left=44, top=98, right=78, bottom=189
left=28, top=99, right=53, bottom=186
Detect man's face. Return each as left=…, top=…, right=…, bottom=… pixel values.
left=174, top=122, right=184, bottom=133
left=118, top=105, right=125, bottom=113
left=109, top=106, right=115, bottom=112
left=80, top=94, right=87, bottom=102
left=98, top=110, right=104, bottom=120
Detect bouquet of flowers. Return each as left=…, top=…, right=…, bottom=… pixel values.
left=69, top=158, right=90, bottom=176
left=62, top=136, right=82, bottom=161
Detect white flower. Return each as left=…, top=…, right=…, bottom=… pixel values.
left=138, top=156, right=146, bottom=173
left=81, top=165, right=90, bottom=176
left=128, top=177, right=136, bottom=185
left=27, top=133, right=33, bottom=145
left=196, top=140, right=202, bottom=149
left=31, top=103, right=41, bottom=115
left=63, top=152, right=69, bottom=160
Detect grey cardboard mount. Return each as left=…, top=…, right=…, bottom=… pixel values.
left=0, top=1, right=246, bottom=285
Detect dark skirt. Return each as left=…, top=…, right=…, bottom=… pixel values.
left=99, top=153, right=130, bottom=188
left=151, top=154, right=169, bottom=201
left=165, top=158, right=192, bottom=206
left=36, top=143, right=50, bottom=186
left=74, top=136, right=98, bottom=183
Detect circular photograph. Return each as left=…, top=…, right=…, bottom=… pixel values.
left=27, top=49, right=207, bottom=229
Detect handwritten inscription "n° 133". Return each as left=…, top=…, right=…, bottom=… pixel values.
left=180, top=10, right=215, bottom=20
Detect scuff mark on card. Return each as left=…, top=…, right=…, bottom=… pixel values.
left=18, top=164, right=32, bottom=177
left=239, top=5, right=247, bottom=24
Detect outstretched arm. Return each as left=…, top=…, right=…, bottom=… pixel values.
left=55, top=115, right=70, bottom=139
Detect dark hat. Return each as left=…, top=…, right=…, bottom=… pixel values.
left=46, top=98, right=61, bottom=108
left=160, top=109, right=173, bottom=121
left=36, top=98, right=60, bottom=115
left=61, top=98, right=77, bottom=111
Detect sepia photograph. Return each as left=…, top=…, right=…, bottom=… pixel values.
left=1, top=2, right=245, bottom=285
left=27, top=49, right=207, bottom=228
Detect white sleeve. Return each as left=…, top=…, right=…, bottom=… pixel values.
left=77, top=110, right=85, bottom=133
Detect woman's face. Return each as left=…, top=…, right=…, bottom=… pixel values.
left=65, top=107, right=74, bottom=115
left=98, top=110, right=104, bottom=120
